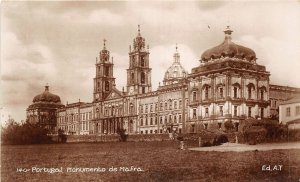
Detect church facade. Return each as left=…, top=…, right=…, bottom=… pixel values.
left=27, top=26, right=300, bottom=135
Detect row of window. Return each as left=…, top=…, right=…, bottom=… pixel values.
left=191, top=106, right=264, bottom=118
left=58, top=112, right=92, bottom=123
left=140, top=115, right=182, bottom=126
left=191, top=86, right=266, bottom=101
left=286, top=106, right=300, bottom=117
left=140, top=100, right=187, bottom=114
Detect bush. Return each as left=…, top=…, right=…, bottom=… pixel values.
left=1, top=119, right=52, bottom=145
left=117, top=128, right=128, bottom=142
left=224, top=120, right=235, bottom=132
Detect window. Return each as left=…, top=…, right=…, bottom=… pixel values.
left=174, top=101, right=177, bottom=109
left=219, top=87, right=223, bottom=98
left=193, top=91, right=197, bottom=101
left=150, top=118, right=153, bottom=125
left=141, top=72, right=146, bottom=84
left=145, top=130, right=148, bottom=134
left=142, top=87, right=145, bottom=94
left=260, top=90, right=264, bottom=100
left=145, top=105, right=148, bottom=113
left=234, top=106, right=238, bottom=116
left=205, top=87, right=209, bottom=100
left=248, top=86, right=252, bottom=99
left=174, top=115, right=177, bottom=123
left=140, top=105, right=143, bottom=113
left=193, top=109, right=197, bottom=119
left=145, top=118, right=148, bottom=125
left=169, top=101, right=172, bottom=110
left=131, top=73, right=134, bottom=84
left=205, top=108, right=209, bottom=117
left=155, top=117, right=157, bottom=125
left=141, top=131, right=143, bottom=134
left=165, top=103, right=168, bottom=110
left=140, top=119, right=143, bottom=126
left=160, top=103, right=163, bottom=111
left=104, top=66, right=109, bottom=76
left=286, top=107, right=291, bottom=117
left=248, top=107, right=252, bottom=117
left=105, top=81, right=109, bottom=91
left=150, top=105, right=153, bottom=112
left=261, top=108, right=264, bottom=118
left=296, top=106, right=300, bottom=115
left=160, top=117, right=162, bottom=124
left=141, top=56, right=145, bottom=67
left=220, top=106, right=223, bottom=116
left=233, top=87, right=238, bottom=98
left=179, top=115, right=182, bottom=122
left=169, top=115, right=172, bottom=122
left=179, top=100, right=182, bottom=109
left=150, top=130, right=153, bottom=134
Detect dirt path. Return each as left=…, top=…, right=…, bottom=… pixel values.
left=189, top=141, right=300, bottom=152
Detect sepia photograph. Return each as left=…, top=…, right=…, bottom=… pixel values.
left=1, top=1, right=300, bottom=181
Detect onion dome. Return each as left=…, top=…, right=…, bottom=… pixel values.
left=163, top=45, right=187, bottom=85
left=201, top=26, right=256, bottom=62
left=33, top=85, right=61, bottom=103
left=99, top=39, right=110, bottom=62
left=133, top=25, right=146, bottom=51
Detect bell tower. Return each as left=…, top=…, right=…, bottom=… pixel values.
left=126, top=25, right=152, bottom=95
left=94, top=39, right=116, bottom=102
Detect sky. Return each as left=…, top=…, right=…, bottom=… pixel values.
left=1, top=1, right=300, bottom=123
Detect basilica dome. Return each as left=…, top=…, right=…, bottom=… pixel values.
left=163, top=45, right=187, bottom=85
left=201, top=26, right=256, bottom=62
left=33, top=85, right=61, bottom=103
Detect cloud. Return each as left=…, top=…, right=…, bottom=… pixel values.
left=1, top=1, right=300, bottom=123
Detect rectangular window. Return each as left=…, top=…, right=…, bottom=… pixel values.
left=234, top=106, right=238, bottom=116
left=248, top=107, right=252, bottom=117
left=150, top=105, right=153, bottom=112
left=165, top=103, right=168, bottom=110
left=174, top=101, right=177, bottom=109
left=145, top=105, right=148, bottom=113
left=179, top=115, right=182, bottom=122
left=234, top=87, right=238, bottom=98
left=205, top=108, right=209, bottom=117
left=261, top=108, right=264, bottom=118
left=286, top=107, right=291, bottom=117
left=220, top=106, right=223, bottom=116
left=193, top=91, right=197, bottom=101
left=219, top=88, right=223, bottom=98
left=179, top=100, right=182, bottom=109
left=145, top=118, right=148, bottom=125
left=140, top=131, right=143, bottom=134
left=150, top=130, right=152, bottom=134
left=193, top=109, right=196, bottom=119
left=145, top=130, right=148, bottom=134
left=150, top=118, right=153, bottom=125
left=160, top=103, right=163, bottom=111
left=296, top=106, right=300, bottom=115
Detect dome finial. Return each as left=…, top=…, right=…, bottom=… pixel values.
left=138, top=24, right=141, bottom=36
left=103, top=39, right=107, bottom=49
left=45, top=83, right=49, bottom=91
left=173, top=43, right=180, bottom=63
left=224, top=26, right=233, bottom=41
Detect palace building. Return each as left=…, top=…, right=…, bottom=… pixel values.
left=27, top=26, right=300, bottom=135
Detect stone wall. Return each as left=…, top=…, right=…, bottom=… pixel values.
left=51, top=134, right=170, bottom=143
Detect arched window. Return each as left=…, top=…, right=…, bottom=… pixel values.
left=233, top=87, right=238, bottom=98
left=131, top=73, right=134, bottom=84
left=141, top=72, right=146, bottom=84
left=141, top=56, right=145, bottom=67
left=247, top=83, right=255, bottom=99
left=140, top=119, right=143, bottom=126
left=105, top=81, right=109, bottom=91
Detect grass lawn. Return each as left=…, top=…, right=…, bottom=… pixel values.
left=1, top=141, right=300, bottom=182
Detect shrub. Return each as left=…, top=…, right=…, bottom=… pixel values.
left=117, top=128, right=128, bottom=142
left=1, top=119, right=52, bottom=145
